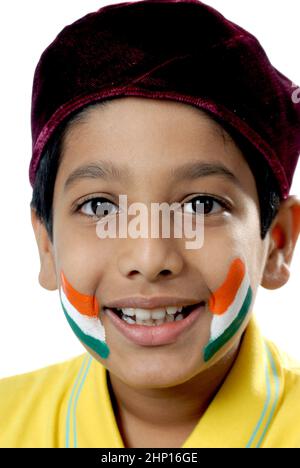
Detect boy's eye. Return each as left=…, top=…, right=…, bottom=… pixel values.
left=183, top=195, right=229, bottom=215
left=76, top=194, right=230, bottom=219
left=78, top=197, right=118, bottom=217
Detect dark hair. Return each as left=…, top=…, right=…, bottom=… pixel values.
left=212, top=117, right=282, bottom=237
left=30, top=101, right=109, bottom=242
left=30, top=101, right=281, bottom=243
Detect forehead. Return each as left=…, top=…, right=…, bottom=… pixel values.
left=57, top=96, right=257, bottom=198
left=63, top=96, right=230, bottom=151
left=63, top=96, right=239, bottom=159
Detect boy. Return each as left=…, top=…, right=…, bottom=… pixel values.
left=1, top=0, right=300, bottom=448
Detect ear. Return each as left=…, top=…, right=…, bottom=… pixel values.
left=30, top=207, right=58, bottom=291
left=261, top=195, right=300, bottom=290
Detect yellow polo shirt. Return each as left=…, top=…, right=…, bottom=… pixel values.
left=1, top=315, right=300, bottom=448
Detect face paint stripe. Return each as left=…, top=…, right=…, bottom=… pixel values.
left=60, top=287, right=106, bottom=343
left=204, top=284, right=252, bottom=362
left=208, top=257, right=245, bottom=315
left=60, top=271, right=99, bottom=318
left=210, top=270, right=250, bottom=341
left=61, top=299, right=110, bottom=359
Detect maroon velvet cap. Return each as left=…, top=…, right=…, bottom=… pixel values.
left=30, top=0, right=300, bottom=198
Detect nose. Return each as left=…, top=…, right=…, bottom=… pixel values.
left=118, top=237, right=184, bottom=282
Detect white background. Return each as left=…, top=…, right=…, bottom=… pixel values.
left=0, top=0, right=299, bottom=378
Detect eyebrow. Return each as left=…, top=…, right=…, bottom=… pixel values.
left=170, top=161, right=243, bottom=189
left=64, top=160, right=242, bottom=192
left=64, top=161, right=131, bottom=192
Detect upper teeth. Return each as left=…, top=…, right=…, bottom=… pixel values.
left=119, top=306, right=183, bottom=320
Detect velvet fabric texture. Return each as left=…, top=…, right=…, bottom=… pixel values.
left=29, top=0, right=300, bottom=198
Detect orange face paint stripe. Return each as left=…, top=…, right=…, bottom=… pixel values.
left=208, top=257, right=245, bottom=315
left=60, top=271, right=99, bottom=318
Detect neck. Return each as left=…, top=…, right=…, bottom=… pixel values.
left=107, top=338, right=242, bottom=447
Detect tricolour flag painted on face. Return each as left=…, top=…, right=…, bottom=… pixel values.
left=203, top=257, right=252, bottom=362
left=59, top=271, right=110, bottom=359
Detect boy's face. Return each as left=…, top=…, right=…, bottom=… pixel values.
left=31, top=97, right=297, bottom=388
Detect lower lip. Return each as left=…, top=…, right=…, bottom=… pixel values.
left=104, top=304, right=205, bottom=346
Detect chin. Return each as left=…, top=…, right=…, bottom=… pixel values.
left=114, top=355, right=200, bottom=389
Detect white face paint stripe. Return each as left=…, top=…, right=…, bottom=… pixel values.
left=60, top=287, right=106, bottom=343
left=209, top=269, right=250, bottom=341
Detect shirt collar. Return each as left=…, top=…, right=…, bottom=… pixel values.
left=182, top=315, right=284, bottom=448
left=66, top=315, right=284, bottom=448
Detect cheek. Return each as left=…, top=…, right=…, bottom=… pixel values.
left=52, top=219, right=118, bottom=362
left=59, top=269, right=110, bottom=360
left=203, top=256, right=253, bottom=362
left=54, top=225, right=115, bottom=285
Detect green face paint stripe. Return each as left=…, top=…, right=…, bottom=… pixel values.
left=203, top=285, right=252, bottom=362
left=72, top=354, right=93, bottom=448
left=61, top=299, right=110, bottom=359
left=65, top=354, right=89, bottom=448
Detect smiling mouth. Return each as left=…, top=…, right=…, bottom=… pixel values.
left=103, top=301, right=205, bottom=326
